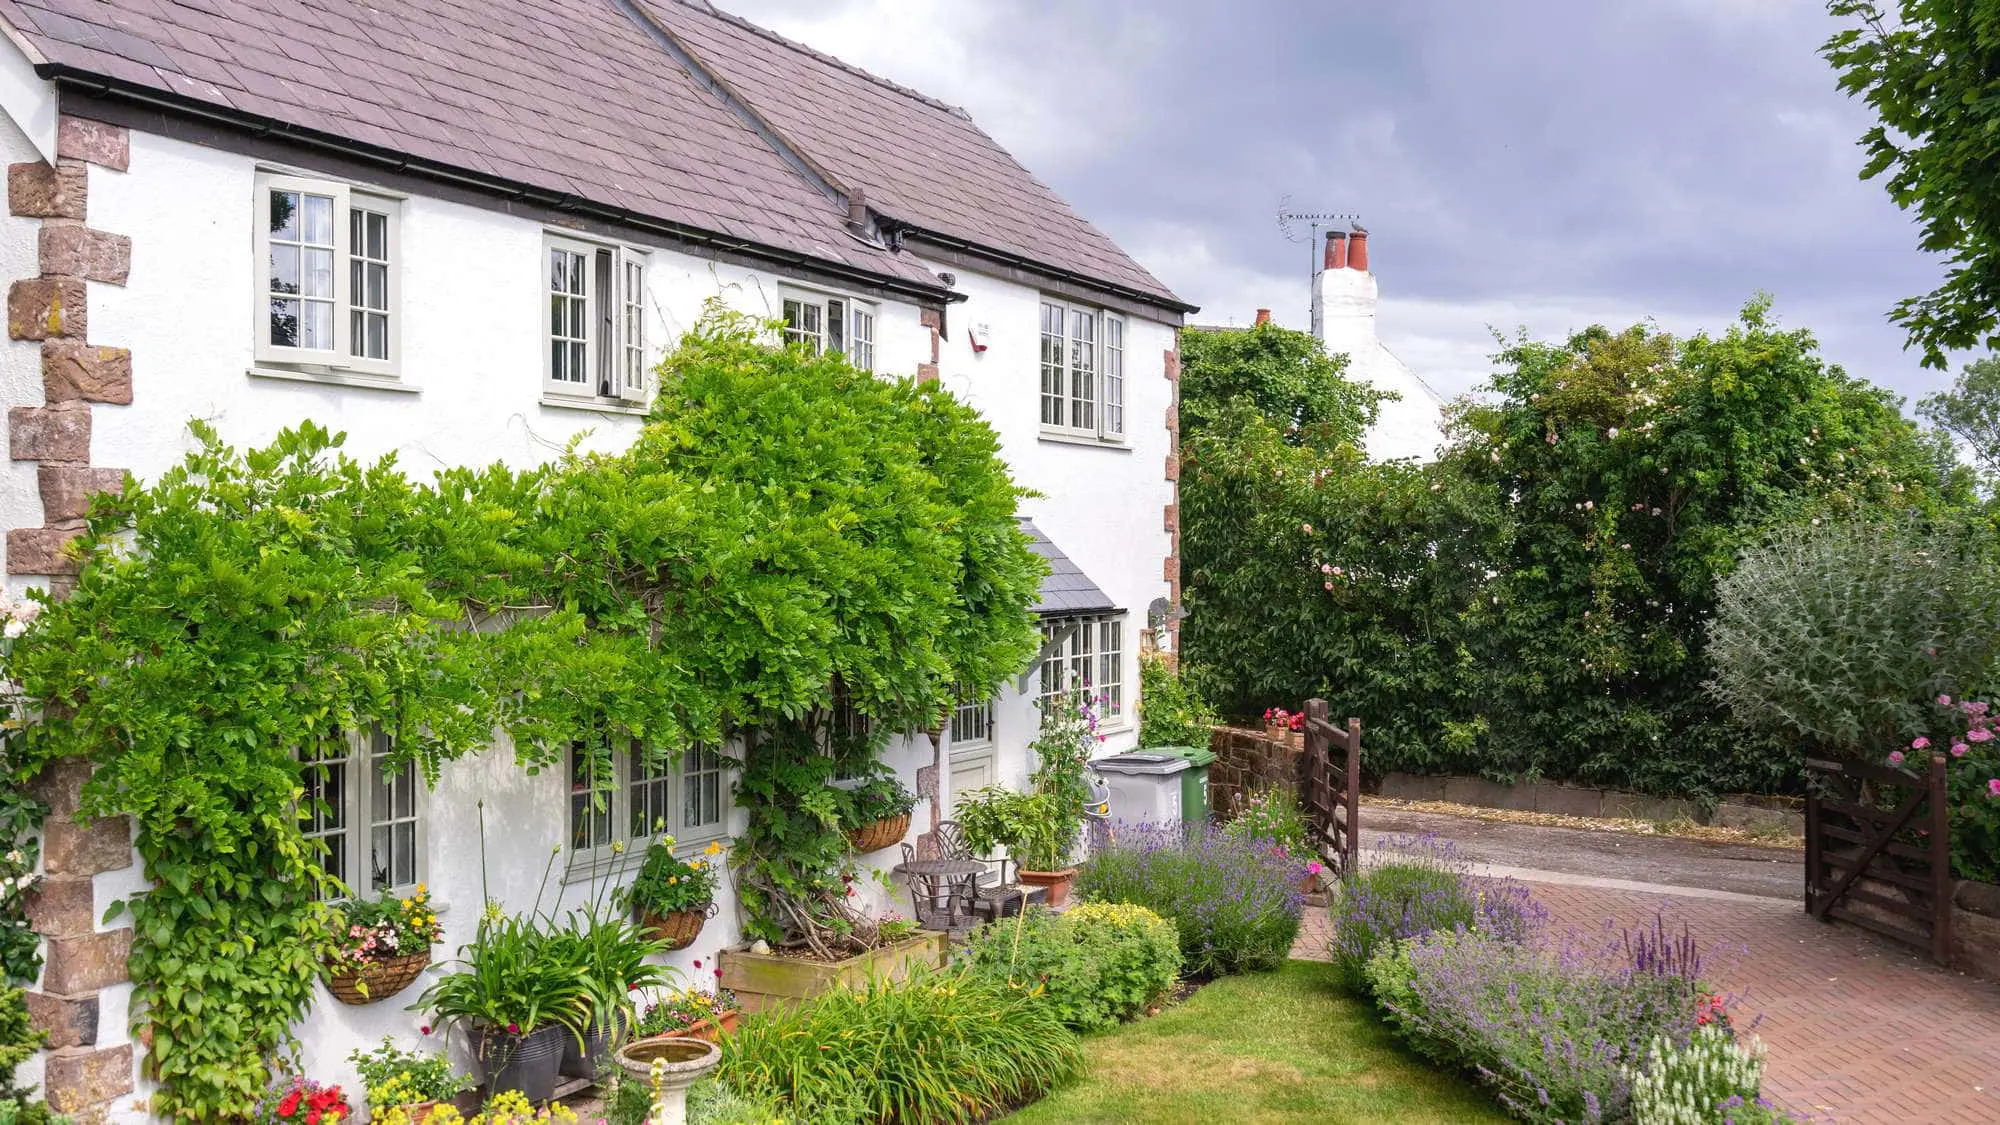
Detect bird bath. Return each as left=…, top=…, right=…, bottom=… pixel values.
left=614, top=1036, right=721, bottom=1125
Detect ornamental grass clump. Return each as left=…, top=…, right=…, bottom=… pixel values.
left=961, top=902, right=1181, bottom=1031
left=1331, top=833, right=1546, bottom=992
left=718, top=965, right=1082, bottom=1125
left=1073, top=821, right=1304, bottom=977
left=1365, top=912, right=1721, bottom=1124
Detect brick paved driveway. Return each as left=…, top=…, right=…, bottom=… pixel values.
left=1295, top=882, right=2000, bottom=1124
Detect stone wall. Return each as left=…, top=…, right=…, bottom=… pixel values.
left=1207, top=724, right=1301, bottom=818
left=1951, top=880, right=2000, bottom=982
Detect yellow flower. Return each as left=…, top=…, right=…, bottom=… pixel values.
left=704, top=841, right=723, bottom=856
left=668, top=876, right=679, bottom=885
left=611, top=840, right=627, bottom=855
left=401, top=898, right=413, bottom=909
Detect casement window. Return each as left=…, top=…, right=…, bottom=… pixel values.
left=299, top=728, right=424, bottom=899
left=568, top=740, right=728, bottom=868
left=1038, top=613, right=1126, bottom=723
left=950, top=693, right=995, bottom=748
left=255, top=172, right=400, bottom=376
left=781, top=288, right=877, bottom=372
left=545, top=233, right=650, bottom=402
left=1040, top=299, right=1126, bottom=442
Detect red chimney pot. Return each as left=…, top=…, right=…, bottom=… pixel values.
left=1347, top=230, right=1369, bottom=272
left=1323, top=230, right=1348, bottom=271
left=1254, top=308, right=1271, bottom=326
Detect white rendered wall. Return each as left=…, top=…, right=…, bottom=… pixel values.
left=1313, top=266, right=1446, bottom=463
left=4, top=125, right=1175, bottom=1119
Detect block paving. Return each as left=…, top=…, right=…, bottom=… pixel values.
left=1295, top=880, right=2000, bottom=1124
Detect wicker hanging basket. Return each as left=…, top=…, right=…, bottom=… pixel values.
left=325, top=951, right=431, bottom=1006
left=848, top=812, right=911, bottom=853
left=640, top=905, right=714, bottom=950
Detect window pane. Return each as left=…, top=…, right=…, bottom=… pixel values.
left=1040, top=302, right=1066, bottom=428
left=1070, top=309, right=1097, bottom=432
left=300, top=300, right=334, bottom=350
left=569, top=745, right=612, bottom=851
left=300, top=194, right=334, bottom=244
left=271, top=298, right=301, bottom=347
left=301, top=747, right=350, bottom=899
left=270, top=244, right=300, bottom=295
left=270, top=190, right=300, bottom=239
left=629, top=746, right=671, bottom=839
left=365, top=212, right=388, bottom=260
left=683, top=745, right=723, bottom=833
left=1105, top=318, right=1124, bottom=436
left=302, top=248, right=334, bottom=298
left=828, top=299, right=845, bottom=356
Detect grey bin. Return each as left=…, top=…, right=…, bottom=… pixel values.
left=1088, top=751, right=1194, bottom=827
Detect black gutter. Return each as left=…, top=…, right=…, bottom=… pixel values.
left=40, top=66, right=963, bottom=307
left=889, top=221, right=1201, bottom=316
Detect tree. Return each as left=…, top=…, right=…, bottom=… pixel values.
left=1823, top=1, right=2000, bottom=367
left=1919, top=355, right=2000, bottom=479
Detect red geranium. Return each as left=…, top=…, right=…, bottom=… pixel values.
left=260, top=1077, right=349, bottom=1124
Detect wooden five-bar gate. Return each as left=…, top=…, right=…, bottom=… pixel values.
left=1803, top=752, right=1952, bottom=964
left=1298, top=698, right=1362, bottom=880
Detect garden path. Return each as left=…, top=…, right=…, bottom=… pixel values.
left=1294, top=811, right=2000, bottom=1124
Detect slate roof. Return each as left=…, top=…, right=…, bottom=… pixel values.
left=642, top=0, right=1184, bottom=307
left=0, top=0, right=1186, bottom=309
left=1019, top=518, right=1118, bottom=617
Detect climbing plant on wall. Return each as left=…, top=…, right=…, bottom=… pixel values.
left=7, top=312, right=1043, bottom=1119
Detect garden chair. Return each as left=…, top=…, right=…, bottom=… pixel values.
left=900, top=821, right=1040, bottom=930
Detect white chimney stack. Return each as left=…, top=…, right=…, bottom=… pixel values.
left=1309, top=227, right=1445, bottom=463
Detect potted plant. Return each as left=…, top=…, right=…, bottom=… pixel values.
left=547, top=904, right=679, bottom=1080
left=1261, top=707, right=1303, bottom=748
left=635, top=985, right=742, bottom=1043
left=955, top=787, right=1078, bottom=906
left=254, top=1076, right=352, bottom=1124
left=348, top=1038, right=471, bottom=1121
left=323, top=886, right=443, bottom=1005
left=412, top=912, right=587, bottom=1104
left=620, top=837, right=721, bottom=950
left=838, top=774, right=917, bottom=852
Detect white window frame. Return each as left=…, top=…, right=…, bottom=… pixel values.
left=299, top=728, right=427, bottom=900
left=543, top=231, right=650, bottom=403
left=1039, top=298, right=1125, bottom=443
left=780, top=285, right=878, bottom=373
left=567, top=739, right=730, bottom=875
left=1038, top=613, right=1127, bottom=726
left=253, top=172, right=401, bottom=378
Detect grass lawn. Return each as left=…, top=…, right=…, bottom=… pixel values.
left=1005, top=959, right=1507, bottom=1125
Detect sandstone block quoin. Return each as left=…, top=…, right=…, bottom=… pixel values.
left=55, top=117, right=129, bottom=172
left=42, top=340, right=133, bottom=405
left=43, top=1043, right=134, bottom=1107
left=7, top=161, right=86, bottom=220
left=9, top=403, right=91, bottom=463
left=41, top=929, right=133, bottom=996
left=8, top=277, right=87, bottom=341
left=25, top=990, right=99, bottom=1050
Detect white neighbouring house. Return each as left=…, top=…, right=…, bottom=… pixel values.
left=0, top=0, right=1194, bottom=1118
left=1310, top=229, right=1446, bottom=463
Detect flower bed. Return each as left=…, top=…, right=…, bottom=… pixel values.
left=1073, top=820, right=1305, bottom=977
left=961, top=903, right=1181, bottom=1031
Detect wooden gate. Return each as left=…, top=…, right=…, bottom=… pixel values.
left=1298, top=698, right=1362, bottom=880
left=1803, top=752, right=1952, bottom=964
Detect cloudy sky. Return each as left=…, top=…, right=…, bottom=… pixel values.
left=720, top=0, right=1961, bottom=408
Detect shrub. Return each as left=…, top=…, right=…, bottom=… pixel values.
left=346, top=1038, right=470, bottom=1109
left=1074, top=821, right=1304, bottom=976
left=1137, top=654, right=1219, bottom=750
left=719, top=965, right=1082, bottom=1125
left=1330, top=834, right=1545, bottom=991
left=1368, top=917, right=1713, bottom=1123
left=1708, top=517, right=2000, bottom=881
left=1627, top=1024, right=1792, bottom=1125
left=961, top=903, right=1181, bottom=1031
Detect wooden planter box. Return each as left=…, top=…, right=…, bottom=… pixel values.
left=718, top=931, right=948, bottom=1014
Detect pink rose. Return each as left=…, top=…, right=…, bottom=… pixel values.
left=1953, top=743, right=1970, bottom=758
left=1971, top=728, right=1994, bottom=743
left=1912, top=737, right=1930, bottom=750
left=1887, top=751, right=1906, bottom=766
left=1990, top=778, right=2000, bottom=797
left=1939, top=695, right=1953, bottom=706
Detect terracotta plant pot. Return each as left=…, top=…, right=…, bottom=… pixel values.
left=640, top=906, right=710, bottom=951
left=324, top=951, right=431, bottom=1006
left=645, top=1009, right=740, bottom=1044
left=1017, top=867, right=1078, bottom=909
left=848, top=812, right=912, bottom=853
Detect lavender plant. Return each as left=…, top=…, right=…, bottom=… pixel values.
left=1366, top=913, right=1717, bottom=1124
left=1627, top=1024, right=1795, bottom=1125
left=1330, top=834, right=1546, bottom=991
left=1073, top=821, right=1304, bottom=977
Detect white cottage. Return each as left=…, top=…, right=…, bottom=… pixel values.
left=1308, top=229, right=1446, bottom=463
left=0, top=0, right=1192, bottom=1118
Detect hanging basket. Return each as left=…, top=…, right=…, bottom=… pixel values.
left=325, top=951, right=431, bottom=1006
left=848, top=812, right=912, bottom=853
left=640, top=904, right=714, bottom=950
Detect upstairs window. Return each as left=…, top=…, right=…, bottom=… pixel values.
left=545, top=233, right=649, bottom=402
left=255, top=172, right=400, bottom=376
left=1040, top=300, right=1125, bottom=442
left=782, top=287, right=877, bottom=372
